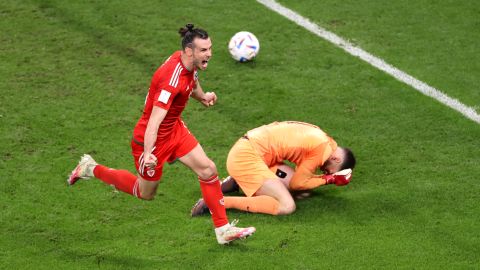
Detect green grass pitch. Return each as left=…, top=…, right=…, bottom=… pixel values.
left=1, top=0, right=479, bottom=269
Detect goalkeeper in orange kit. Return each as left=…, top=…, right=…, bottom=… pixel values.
left=191, top=121, right=356, bottom=216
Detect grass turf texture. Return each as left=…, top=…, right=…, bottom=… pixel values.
left=1, top=0, right=479, bottom=269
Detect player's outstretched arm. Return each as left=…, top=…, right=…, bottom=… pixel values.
left=191, top=81, right=217, bottom=107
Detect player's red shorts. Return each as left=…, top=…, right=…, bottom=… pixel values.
left=131, top=121, right=198, bottom=181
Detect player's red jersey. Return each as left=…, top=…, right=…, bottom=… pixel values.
left=133, top=51, right=198, bottom=143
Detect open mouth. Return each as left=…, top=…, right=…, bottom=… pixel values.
left=201, top=60, right=209, bottom=68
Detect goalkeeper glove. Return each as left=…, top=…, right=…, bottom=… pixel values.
left=322, top=168, right=353, bottom=186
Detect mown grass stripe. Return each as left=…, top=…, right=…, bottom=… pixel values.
left=257, top=0, right=480, bottom=124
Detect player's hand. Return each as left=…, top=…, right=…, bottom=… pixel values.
left=322, top=169, right=352, bottom=186
left=201, top=92, right=217, bottom=107
left=143, top=152, right=157, bottom=169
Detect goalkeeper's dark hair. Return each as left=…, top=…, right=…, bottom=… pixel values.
left=178, top=23, right=209, bottom=50
left=340, top=148, right=356, bottom=170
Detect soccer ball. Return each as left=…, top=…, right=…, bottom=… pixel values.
left=228, top=31, right=260, bottom=62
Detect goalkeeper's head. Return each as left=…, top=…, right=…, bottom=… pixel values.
left=321, top=147, right=356, bottom=174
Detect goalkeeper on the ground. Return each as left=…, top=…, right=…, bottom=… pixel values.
left=191, top=121, right=356, bottom=216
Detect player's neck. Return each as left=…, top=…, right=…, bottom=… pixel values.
left=180, top=51, right=193, bottom=72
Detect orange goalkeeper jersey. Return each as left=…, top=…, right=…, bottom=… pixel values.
left=246, top=121, right=337, bottom=190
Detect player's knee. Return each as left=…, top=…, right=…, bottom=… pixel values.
left=278, top=201, right=296, bottom=215
left=140, top=191, right=155, bottom=201
left=139, top=187, right=157, bottom=201
left=140, top=194, right=155, bottom=201
left=197, top=160, right=217, bottom=180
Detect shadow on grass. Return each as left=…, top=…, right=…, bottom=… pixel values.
left=301, top=189, right=414, bottom=225
left=222, top=188, right=413, bottom=228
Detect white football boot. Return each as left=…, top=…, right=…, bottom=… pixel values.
left=215, top=219, right=256, bottom=245
left=67, top=154, right=97, bottom=185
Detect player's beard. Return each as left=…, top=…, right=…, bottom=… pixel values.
left=193, top=54, right=209, bottom=70
left=320, top=160, right=332, bottom=174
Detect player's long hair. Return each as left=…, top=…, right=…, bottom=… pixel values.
left=178, top=23, right=209, bottom=50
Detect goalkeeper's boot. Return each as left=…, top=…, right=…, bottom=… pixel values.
left=221, top=176, right=239, bottom=194
left=67, top=154, right=97, bottom=185
left=215, top=219, right=256, bottom=245
left=191, top=198, right=210, bottom=217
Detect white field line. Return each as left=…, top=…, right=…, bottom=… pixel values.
left=257, top=0, right=480, bottom=124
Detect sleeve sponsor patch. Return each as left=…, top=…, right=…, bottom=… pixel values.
left=158, top=89, right=171, bottom=104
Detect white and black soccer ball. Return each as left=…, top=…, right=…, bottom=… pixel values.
left=228, top=31, right=260, bottom=62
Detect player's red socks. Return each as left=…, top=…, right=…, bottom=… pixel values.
left=198, top=175, right=229, bottom=228
left=93, top=165, right=142, bottom=198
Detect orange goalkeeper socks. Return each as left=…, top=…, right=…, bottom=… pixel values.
left=224, top=195, right=280, bottom=215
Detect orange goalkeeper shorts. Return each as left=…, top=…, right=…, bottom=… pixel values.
left=226, top=137, right=277, bottom=197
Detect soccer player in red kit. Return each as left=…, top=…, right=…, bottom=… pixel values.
left=67, top=24, right=255, bottom=244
